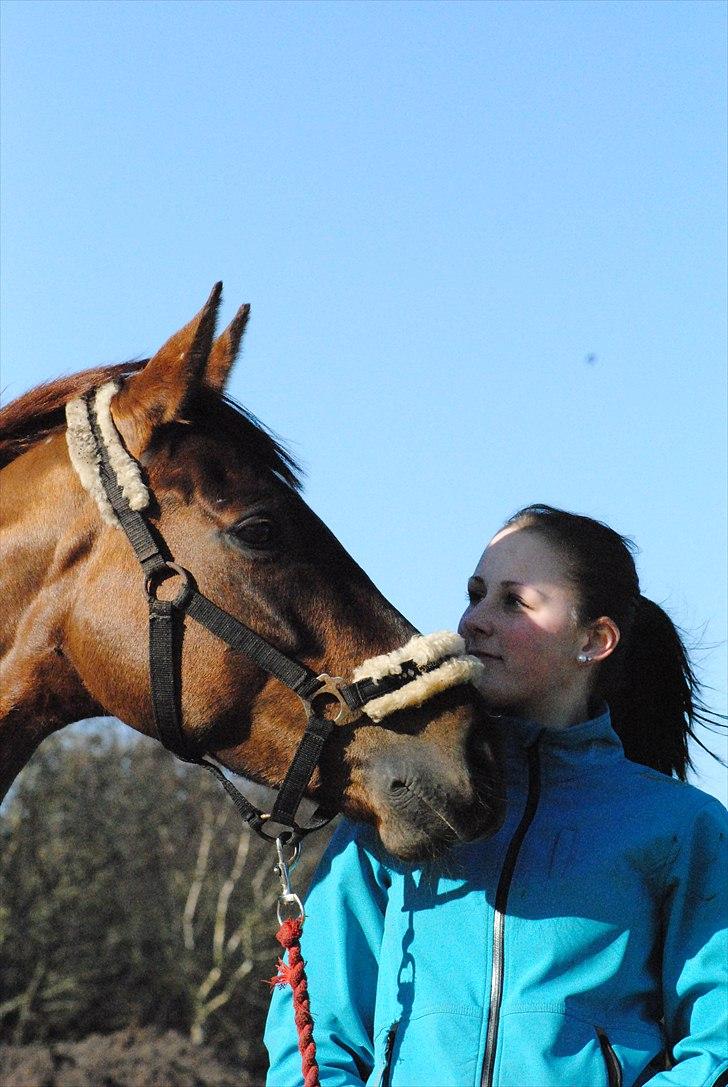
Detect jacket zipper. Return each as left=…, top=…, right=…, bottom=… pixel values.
left=481, top=737, right=542, bottom=1087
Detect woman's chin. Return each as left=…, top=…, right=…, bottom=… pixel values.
left=472, top=680, right=512, bottom=713
left=475, top=690, right=527, bottom=719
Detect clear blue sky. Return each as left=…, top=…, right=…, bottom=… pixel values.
left=1, top=0, right=725, bottom=802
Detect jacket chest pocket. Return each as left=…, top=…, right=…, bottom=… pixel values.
left=595, top=1027, right=622, bottom=1087
left=596, top=1025, right=676, bottom=1087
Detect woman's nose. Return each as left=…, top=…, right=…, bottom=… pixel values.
left=459, top=602, right=494, bottom=638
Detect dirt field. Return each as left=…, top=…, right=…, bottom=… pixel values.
left=0, top=1028, right=258, bottom=1087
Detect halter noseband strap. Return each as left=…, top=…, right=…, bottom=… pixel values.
left=66, top=383, right=483, bottom=844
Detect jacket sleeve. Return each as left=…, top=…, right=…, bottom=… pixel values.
left=264, top=819, right=391, bottom=1087
left=647, top=797, right=728, bottom=1087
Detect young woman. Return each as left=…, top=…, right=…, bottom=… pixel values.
left=264, top=505, right=727, bottom=1087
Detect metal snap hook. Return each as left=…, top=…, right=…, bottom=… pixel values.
left=274, top=836, right=304, bottom=924
left=276, top=892, right=305, bottom=925
left=274, top=835, right=302, bottom=875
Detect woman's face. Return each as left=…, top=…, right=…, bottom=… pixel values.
left=458, top=525, right=594, bottom=727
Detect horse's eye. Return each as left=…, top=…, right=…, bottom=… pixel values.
left=231, top=516, right=279, bottom=550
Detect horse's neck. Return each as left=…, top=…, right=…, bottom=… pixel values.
left=0, top=436, right=101, bottom=802
left=0, top=711, right=55, bottom=804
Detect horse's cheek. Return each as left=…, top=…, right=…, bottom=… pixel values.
left=64, top=580, right=153, bottom=735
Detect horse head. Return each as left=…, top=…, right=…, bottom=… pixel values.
left=0, top=285, right=504, bottom=861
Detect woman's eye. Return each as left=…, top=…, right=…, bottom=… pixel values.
left=467, top=580, right=484, bottom=606
left=231, top=517, right=279, bottom=550
left=505, top=593, right=525, bottom=609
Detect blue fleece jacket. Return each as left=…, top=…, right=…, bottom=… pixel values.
left=264, top=709, right=728, bottom=1087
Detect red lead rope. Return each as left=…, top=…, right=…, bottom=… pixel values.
left=269, top=916, right=321, bottom=1087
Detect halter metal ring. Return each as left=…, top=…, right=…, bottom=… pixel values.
left=145, top=562, right=193, bottom=608
left=258, top=813, right=304, bottom=846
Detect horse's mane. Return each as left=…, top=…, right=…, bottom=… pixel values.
left=0, top=361, right=301, bottom=488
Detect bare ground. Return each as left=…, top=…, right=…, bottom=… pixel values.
left=0, top=1028, right=258, bottom=1087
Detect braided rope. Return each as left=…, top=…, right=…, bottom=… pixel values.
left=269, top=917, right=320, bottom=1087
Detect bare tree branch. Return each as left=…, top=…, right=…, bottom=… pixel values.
left=182, top=802, right=215, bottom=951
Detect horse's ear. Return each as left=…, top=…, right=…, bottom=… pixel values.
left=205, top=303, right=251, bottom=391
left=116, top=283, right=223, bottom=450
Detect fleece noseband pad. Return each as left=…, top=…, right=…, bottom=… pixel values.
left=351, top=632, right=485, bottom=722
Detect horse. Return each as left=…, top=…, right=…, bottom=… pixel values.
left=0, top=284, right=503, bottom=861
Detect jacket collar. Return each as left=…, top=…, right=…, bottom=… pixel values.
left=492, top=704, right=625, bottom=780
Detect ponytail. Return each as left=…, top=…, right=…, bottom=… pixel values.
left=600, top=595, right=717, bottom=781
left=504, top=505, right=725, bottom=781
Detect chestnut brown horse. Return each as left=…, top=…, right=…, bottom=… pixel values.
left=0, top=285, right=502, bottom=860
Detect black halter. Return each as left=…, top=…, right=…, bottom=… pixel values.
left=82, top=391, right=441, bottom=845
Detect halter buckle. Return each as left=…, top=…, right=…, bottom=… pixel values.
left=301, top=673, right=355, bottom=725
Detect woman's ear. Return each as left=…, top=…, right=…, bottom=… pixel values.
left=578, top=617, right=621, bottom=664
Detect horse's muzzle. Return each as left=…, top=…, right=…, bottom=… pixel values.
left=366, top=739, right=506, bottom=862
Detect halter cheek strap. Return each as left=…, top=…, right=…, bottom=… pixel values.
left=65, top=383, right=483, bottom=843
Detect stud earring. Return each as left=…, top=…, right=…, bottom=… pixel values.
left=577, top=653, right=590, bottom=663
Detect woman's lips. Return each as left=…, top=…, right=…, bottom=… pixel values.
left=470, top=650, right=502, bottom=661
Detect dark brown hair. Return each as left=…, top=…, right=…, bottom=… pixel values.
left=503, top=504, right=723, bottom=780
